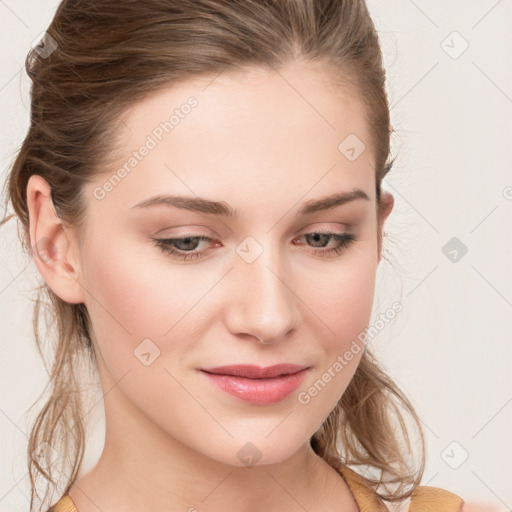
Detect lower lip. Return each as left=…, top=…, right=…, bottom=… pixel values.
left=201, top=369, right=308, bottom=405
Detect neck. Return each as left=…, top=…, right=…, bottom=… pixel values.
left=67, top=387, right=352, bottom=512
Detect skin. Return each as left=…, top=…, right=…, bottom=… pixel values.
left=27, top=60, right=395, bottom=512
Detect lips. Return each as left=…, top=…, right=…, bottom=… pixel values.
left=201, top=364, right=307, bottom=379
left=200, top=364, right=309, bottom=405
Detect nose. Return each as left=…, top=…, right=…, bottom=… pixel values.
left=224, top=244, right=302, bottom=345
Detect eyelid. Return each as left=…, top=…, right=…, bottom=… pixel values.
left=153, top=224, right=217, bottom=237
left=300, top=220, right=352, bottom=230
left=298, top=224, right=350, bottom=235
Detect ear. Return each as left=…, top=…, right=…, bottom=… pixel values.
left=376, top=189, right=394, bottom=263
left=26, top=174, right=86, bottom=304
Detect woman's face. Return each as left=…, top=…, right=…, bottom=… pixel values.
left=69, top=61, right=392, bottom=466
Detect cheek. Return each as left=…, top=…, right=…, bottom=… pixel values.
left=293, top=273, right=376, bottom=434
left=79, top=232, right=221, bottom=380
left=305, top=245, right=378, bottom=347
left=79, top=235, right=181, bottom=370
left=297, top=244, right=378, bottom=399
left=79, top=238, right=206, bottom=425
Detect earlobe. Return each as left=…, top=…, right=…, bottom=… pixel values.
left=26, top=174, right=86, bottom=304
left=380, top=190, right=394, bottom=223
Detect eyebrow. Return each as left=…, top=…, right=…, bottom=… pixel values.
left=130, top=188, right=370, bottom=217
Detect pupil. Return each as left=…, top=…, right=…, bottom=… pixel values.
left=309, top=233, right=328, bottom=247
left=177, top=237, right=198, bottom=250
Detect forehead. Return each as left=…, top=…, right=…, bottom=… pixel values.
left=87, top=61, right=375, bottom=217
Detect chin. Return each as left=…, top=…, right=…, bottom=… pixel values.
left=201, top=431, right=308, bottom=469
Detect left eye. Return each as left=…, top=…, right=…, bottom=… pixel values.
left=153, top=231, right=357, bottom=261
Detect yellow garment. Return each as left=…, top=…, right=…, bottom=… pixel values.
left=336, top=464, right=464, bottom=511
left=47, top=494, right=76, bottom=512
left=47, top=465, right=464, bottom=511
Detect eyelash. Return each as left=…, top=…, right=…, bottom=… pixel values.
left=153, top=230, right=358, bottom=261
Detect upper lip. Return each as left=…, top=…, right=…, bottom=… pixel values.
left=200, top=364, right=308, bottom=379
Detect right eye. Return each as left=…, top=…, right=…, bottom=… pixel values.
left=153, top=236, right=219, bottom=261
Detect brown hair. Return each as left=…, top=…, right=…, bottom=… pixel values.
left=1, top=1, right=424, bottom=510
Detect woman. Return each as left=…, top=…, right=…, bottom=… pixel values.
left=2, top=1, right=468, bottom=510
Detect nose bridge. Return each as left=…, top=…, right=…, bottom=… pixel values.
left=227, top=236, right=300, bottom=343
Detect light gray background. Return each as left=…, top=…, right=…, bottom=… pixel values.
left=1, top=1, right=511, bottom=511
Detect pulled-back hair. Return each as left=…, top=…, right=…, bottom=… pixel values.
left=1, top=1, right=424, bottom=510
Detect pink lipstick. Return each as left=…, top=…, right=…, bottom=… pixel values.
left=200, top=364, right=309, bottom=405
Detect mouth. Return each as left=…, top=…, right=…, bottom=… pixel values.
left=199, top=364, right=310, bottom=405
left=201, top=363, right=308, bottom=379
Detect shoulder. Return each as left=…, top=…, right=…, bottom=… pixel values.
left=460, top=503, right=509, bottom=512
left=380, top=485, right=466, bottom=512
left=393, top=486, right=505, bottom=512
left=45, top=494, right=77, bottom=512
left=408, top=484, right=464, bottom=510
left=336, top=463, right=465, bottom=512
